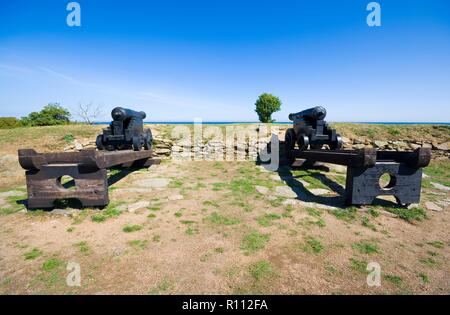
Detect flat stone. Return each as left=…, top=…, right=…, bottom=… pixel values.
left=133, top=178, right=170, bottom=188
left=282, top=199, right=298, bottom=206
left=274, top=186, right=297, bottom=199
left=73, top=140, right=83, bottom=150
left=49, top=209, right=71, bottom=216
left=379, top=210, right=398, bottom=218
left=407, top=203, right=421, bottom=209
left=422, top=173, right=429, bottom=178
left=430, top=182, right=450, bottom=191
left=0, top=190, right=25, bottom=197
left=309, top=188, right=331, bottom=196
left=425, top=201, right=443, bottom=212
left=255, top=186, right=269, bottom=195
left=432, top=142, right=449, bottom=151
left=128, top=201, right=150, bottom=212
left=270, top=175, right=283, bottom=181
left=324, top=163, right=347, bottom=173
left=168, top=194, right=184, bottom=201
left=257, top=165, right=271, bottom=173
left=374, top=140, right=388, bottom=148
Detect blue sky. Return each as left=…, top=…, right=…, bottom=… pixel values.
left=0, top=0, right=449, bottom=122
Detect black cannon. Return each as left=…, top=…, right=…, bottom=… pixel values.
left=96, top=107, right=153, bottom=151
left=285, top=106, right=343, bottom=152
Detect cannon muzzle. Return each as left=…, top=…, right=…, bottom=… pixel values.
left=289, top=106, right=327, bottom=121
left=111, top=107, right=146, bottom=121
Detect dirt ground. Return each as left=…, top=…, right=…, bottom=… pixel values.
left=0, top=125, right=449, bottom=294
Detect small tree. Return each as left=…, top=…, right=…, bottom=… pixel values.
left=74, top=102, right=102, bottom=125
left=254, top=93, right=282, bottom=123
left=21, top=103, right=71, bottom=126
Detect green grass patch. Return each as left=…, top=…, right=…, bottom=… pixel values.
left=349, top=258, right=368, bottom=274
left=249, top=260, right=276, bottom=281
left=128, top=239, right=149, bottom=249
left=386, top=207, right=427, bottom=222
left=42, top=258, right=63, bottom=271
left=24, top=248, right=42, bottom=260
left=352, top=241, right=379, bottom=254
left=74, top=241, right=90, bottom=254
left=256, top=213, right=282, bottom=227
left=185, top=226, right=199, bottom=235
left=361, top=216, right=377, bottom=231
left=122, top=224, right=143, bottom=233
left=91, top=203, right=122, bottom=222
left=332, top=207, right=358, bottom=222
left=203, top=200, right=220, bottom=208
left=303, top=236, right=323, bottom=254
left=241, top=231, right=270, bottom=255
left=427, top=241, right=445, bottom=249
left=384, top=274, right=403, bottom=287
left=206, top=212, right=240, bottom=226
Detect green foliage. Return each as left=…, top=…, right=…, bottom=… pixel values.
left=387, top=207, right=427, bottom=222
left=254, top=93, right=282, bottom=123
left=349, top=258, right=368, bottom=274
left=63, top=134, right=74, bottom=143
left=256, top=213, right=281, bottom=227
left=0, top=117, right=21, bottom=129
left=42, top=259, right=63, bottom=271
left=384, top=274, right=403, bottom=287
left=21, top=103, right=71, bottom=126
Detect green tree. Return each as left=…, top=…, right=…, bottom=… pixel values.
left=254, top=93, right=282, bottom=123
left=21, top=103, right=71, bottom=126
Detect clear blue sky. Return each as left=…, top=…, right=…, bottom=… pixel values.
left=0, top=0, right=449, bottom=122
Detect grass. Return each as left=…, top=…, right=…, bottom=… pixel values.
left=332, top=207, right=358, bottom=222
left=418, top=272, right=430, bottom=284
left=24, top=248, right=42, bottom=260
left=42, top=258, right=63, bottom=271
left=74, top=241, right=90, bottom=254
left=186, top=226, right=199, bottom=235
left=427, top=241, right=445, bottom=249
left=420, top=257, right=437, bottom=267
left=361, top=216, right=377, bottom=231
left=305, top=207, right=322, bottom=218
left=256, top=213, right=282, bottom=227
left=66, top=227, right=75, bottom=233
left=352, top=241, right=379, bottom=254
left=206, top=212, right=240, bottom=226
left=249, top=260, right=276, bottom=281
left=303, top=236, right=323, bottom=254
left=203, top=200, right=220, bottom=208
left=385, top=207, right=427, bottom=222
left=152, top=235, right=161, bottom=242
left=241, top=231, right=270, bottom=255
left=91, top=203, right=122, bottom=222
left=350, top=258, right=368, bottom=274
left=122, top=224, right=143, bottom=233
left=128, top=239, right=149, bottom=249
left=384, top=274, right=403, bottom=287
left=148, top=277, right=173, bottom=294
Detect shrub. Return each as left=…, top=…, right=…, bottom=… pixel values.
left=21, top=103, right=71, bottom=126
left=0, top=117, right=21, bottom=129
left=255, top=93, right=281, bottom=123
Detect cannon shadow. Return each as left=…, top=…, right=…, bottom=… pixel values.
left=256, top=137, right=402, bottom=209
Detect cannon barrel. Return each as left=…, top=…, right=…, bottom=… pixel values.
left=111, top=107, right=146, bottom=121
left=289, top=106, right=327, bottom=121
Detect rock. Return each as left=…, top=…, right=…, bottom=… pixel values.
left=425, top=201, right=443, bottom=212
left=432, top=142, right=449, bottom=151
left=341, top=137, right=351, bottom=144
left=49, top=209, right=70, bottom=216
left=422, top=143, right=432, bottom=149
left=374, top=140, right=388, bottom=148
left=257, top=165, right=272, bottom=173
left=309, top=188, right=331, bottom=196
left=274, top=186, right=298, bottom=199
left=297, top=179, right=310, bottom=187
left=409, top=143, right=421, bottom=150
left=255, top=186, right=269, bottom=195
left=128, top=201, right=150, bottom=212
left=155, top=148, right=171, bottom=156
left=379, top=210, right=398, bottom=218
left=270, top=175, right=283, bottom=181
left=0, top=190, right=25, bottom=198
left=73, top=140, right=83, bottom=150
left=324, top=164, right=346, bottom=173
left=422, top=173, right=429, bottom=178
left=353, top=144, right=366, bottom=149
left=168, top=194, right=184, bottom=201
left=430, top=182, right=450, bottom=191
left=407, top=203, right=421, bottom=209
left=133, top=178, right=170, bottom=188
left=282, top=199, right=298, bottom=206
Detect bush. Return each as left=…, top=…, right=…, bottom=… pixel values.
left=0, top=117, right=21, bottom=129
left=255, top=93, right=282, bottom=123
left=21, top=103, right=71, bottom=126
